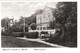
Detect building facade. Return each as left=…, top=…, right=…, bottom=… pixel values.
left=36, top=7, right=54, bottom=30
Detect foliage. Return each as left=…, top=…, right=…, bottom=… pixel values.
left=1, top=17, right=14, bottom=36
left=54, top=2, right=77, bottom=24
left=49, top=21, right=56, bottom=29
left=18, top=15, right=36, bottom=25
left=25, top=32, right=38, bottom=38
left=30, top=23, right=36, bottom=30
left=1, top=15, right=36, bottom=35
left=1, top=17, right=10, bottom=27
left=27, top=14, right=36, bottom=25
left=51, top=2, right=77, bottom=43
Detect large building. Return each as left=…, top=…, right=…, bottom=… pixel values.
left=29, top=7, right=56, bottom=36
left=36, top=7, right=55, bottom=30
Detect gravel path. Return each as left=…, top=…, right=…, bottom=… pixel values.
left=17, top=37, right=68, bottom=48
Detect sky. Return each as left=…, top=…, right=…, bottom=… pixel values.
left=1, top=2, right=58, bottom=20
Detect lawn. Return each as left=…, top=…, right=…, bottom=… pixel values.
left=46, top=39, right=77, bottom=47
left=1, top=36, right=53, bottom=48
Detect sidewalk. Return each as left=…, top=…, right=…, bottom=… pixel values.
left=17, top=37, right=69, bottom=48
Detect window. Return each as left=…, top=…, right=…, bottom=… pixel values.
left=47, top=27, right=50, bottom=30
left=37, top=28, right=39, bottom=30
left=43, top=27, right=46, bottom=30
left=40, top=27, right=42, bottom=30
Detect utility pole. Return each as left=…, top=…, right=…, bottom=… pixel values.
left=23, top=17, right=26, bottom=38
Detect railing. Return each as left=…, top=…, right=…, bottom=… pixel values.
left=29, top=29, right=56, bottom=34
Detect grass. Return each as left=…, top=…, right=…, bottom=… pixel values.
left=1, top=36, right=54, bottom=48
left=46, top=39, right=77, bottom=47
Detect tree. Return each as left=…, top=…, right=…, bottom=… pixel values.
left=30, top=23, right=36, bottom=30
left=49, top=21, right=56, bottom=29
left=52, top=2, right=77, bottom=43
left=1, top=17, right=10, bottom=28
left=26, top=14, right=36, bottom=25
left=1, top=17, right=14, bottom=35
left=18, top=16, right=36, bottom=25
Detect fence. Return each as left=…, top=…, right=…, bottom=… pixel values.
left=29, top=29, right=56, bottom=38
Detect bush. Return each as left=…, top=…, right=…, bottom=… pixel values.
left=25, top=32, right=38, bottom=38
left=1, top=31, right=6, bottom=36
left=49, top=34, right=61, bottom=43
left=11, top=32, right=24, bottom=37
left=40, top=31, right=49, bottom=38
left=40, top=31, right=48, bottom=34
left=49, top=29, right=63, bottom=43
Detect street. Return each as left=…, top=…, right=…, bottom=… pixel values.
left=1, top=36, right=67, bottom=48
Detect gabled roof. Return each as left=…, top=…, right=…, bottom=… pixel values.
left=35, top=9, right=43, bottom=14
left=36, top=6, right=55, bottom=15
left=43, top=6, right=55, bottom=12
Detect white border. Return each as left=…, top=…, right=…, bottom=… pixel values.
left=0, top=0, right=80, bottom=53
left=0, top=0, right=78, bottom=2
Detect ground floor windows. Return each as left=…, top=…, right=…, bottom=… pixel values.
left=40, top=27, right=42, bottom=30
left=37, top=26, right=52, bottom=30
left=37, top=28, right=39, bottom=30
left=43, top=27, right=46, bottom=30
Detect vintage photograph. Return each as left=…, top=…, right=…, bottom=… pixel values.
left=1, top=2, right=77, bottom=48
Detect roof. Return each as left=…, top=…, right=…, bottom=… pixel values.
left=36, top=6, right=55, bottom=15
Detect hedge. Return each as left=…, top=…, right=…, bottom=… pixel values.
left=11, top=32, right=24, bottom=37
left=10, top=32, right=38, bottom=38
left=40, top=31, right=48, bottom=34
left=25, top=32, right=38, bottom=38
